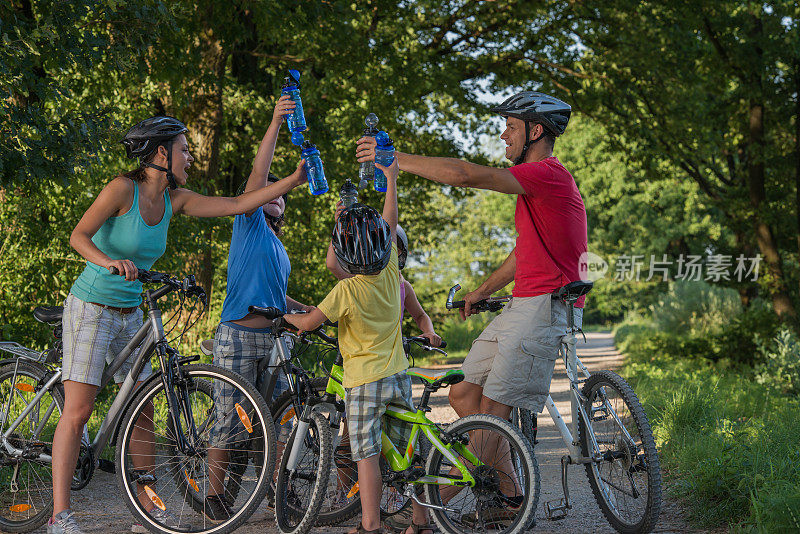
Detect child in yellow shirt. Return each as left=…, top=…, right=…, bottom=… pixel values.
left=286, top=159, right=431, bottom=534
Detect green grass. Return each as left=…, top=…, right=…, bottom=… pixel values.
left=617, top=325, right=800, bottom=532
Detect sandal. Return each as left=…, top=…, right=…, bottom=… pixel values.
left=347, top=522, right=384, bottom=534
left=407, top=523, right=435, bottom=534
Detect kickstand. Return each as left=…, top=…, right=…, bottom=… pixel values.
left=544, top=455, right=572, bottom=520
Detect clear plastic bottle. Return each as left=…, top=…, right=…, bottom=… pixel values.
left=340, top=178, right=359, bottom=207
left=358, top=113, right=379, bottom=189
left=373, top=131, right=395, bottom=193
left=281, top=70, right=306, bottom=146
left=301, top=141, right=328, bottom=195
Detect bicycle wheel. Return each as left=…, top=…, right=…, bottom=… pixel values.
left=424, top=414, right=539, bottom=534
left=0, top=360, right=62, bottom=533
left=273, top=410, right=332, bottom=534
left=272, top=377, right=360, bottom=526
left=115, top=363, right=275, bottom=534
left=578, top=370, right=662, bottom=533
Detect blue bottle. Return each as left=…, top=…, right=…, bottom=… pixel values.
left=373, top=131, right=395, bottom=193
left=358, top=113, right=379, bottom=189
left=281, top=70, right=306, bottom=146
left=301, top=141, right=328, bottom=195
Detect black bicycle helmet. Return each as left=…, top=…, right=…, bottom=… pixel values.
left=121, top=116, right=188, bottom=189
left=332, top=203, right=392, bottom=275
left=396, top=224, right=408, bottom=270
left=491, top=91, right=571, bottom=164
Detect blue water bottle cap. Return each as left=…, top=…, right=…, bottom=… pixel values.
left=375, top=131, right=392, bottom=147
left=282, top=69, right=301, bottom=89
left=291, top=131, right=305, bottom=145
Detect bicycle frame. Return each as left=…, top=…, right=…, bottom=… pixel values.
left=543, top=312, right=637, bottom=466
left=1, top=285, right=198, bottom=464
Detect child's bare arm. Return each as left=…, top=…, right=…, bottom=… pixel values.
left=283, top=307, right=327, bottom=333
left=376, top=159, right=399, bottom=241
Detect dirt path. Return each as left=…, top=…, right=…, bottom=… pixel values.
left=35, top=332, right=698, bottom=533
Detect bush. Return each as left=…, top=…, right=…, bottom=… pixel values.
left=754, top=328, right=800, bottom=395
left=650, top=280, right=741, bottom=337
left=622, top=327, right=800, bottom=531
left=616, top=281, right=779, bottom=366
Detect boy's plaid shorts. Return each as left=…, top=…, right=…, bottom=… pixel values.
left=345, top=371, right=414, bottom=462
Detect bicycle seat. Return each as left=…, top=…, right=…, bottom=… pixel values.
left=200, top=339, right=214, bottom=356
left=552, top=280, right=593, bottom=302
left=406, top=368, right=464, bottom=389
left=33, top=306, right=63, bottom=323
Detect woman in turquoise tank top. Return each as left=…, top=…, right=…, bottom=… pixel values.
left=48, top=115, right=309, bottom=533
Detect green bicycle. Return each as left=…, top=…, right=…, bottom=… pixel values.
left=257, top=307, right=539, bottom=534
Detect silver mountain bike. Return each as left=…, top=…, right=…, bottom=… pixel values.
left=446, top=280, right=662, bottom=533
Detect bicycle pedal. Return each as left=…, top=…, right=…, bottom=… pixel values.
left=544, top=498, right=570, bottom=521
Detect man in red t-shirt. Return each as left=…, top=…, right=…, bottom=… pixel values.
left=356, top=91, right=587, bottom=425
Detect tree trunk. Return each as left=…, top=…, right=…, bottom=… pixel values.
left=745, top=13, right=795, bottom=319
left=186, top=35, right=227, bottom=300
left=796, top=60, right=800, bottom=296
left=748, top=100, right=796, bottom=318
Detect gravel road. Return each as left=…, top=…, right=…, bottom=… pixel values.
left=28, top=332, right=700, bottom=533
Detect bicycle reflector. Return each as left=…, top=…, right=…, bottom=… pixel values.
left=184, top=470, right=200, bottom=492
left=10, top=504, right=32, bottom=513
left=347, top=482, right=360, bottom=499
left=144, top=485, right=166, bottom=511
left=280, top=407, right=296, bottom=425
left=236, top=403, right=253, bottom=433
left=14, top=383, right=34, bottom=393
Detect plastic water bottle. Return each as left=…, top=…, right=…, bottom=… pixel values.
left=340, top=179, right=359, bottom=207
left=358, top=113, right=379, bottom=189
left=373, top=131, right=395, bottom=193
left=281, top=70, right=306, bottom=146
left=301, top=141, right=328, bottom=195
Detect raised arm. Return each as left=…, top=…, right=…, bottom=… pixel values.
left=171, top=159, right=306, bottom=218
left=376, top=158, right=399, bottom=242
left=356, top=138, right=524, bottom=195
left=242, top=96, right=296, bottom=216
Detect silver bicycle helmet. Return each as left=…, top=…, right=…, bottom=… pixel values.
left=491, top=91, right=571, bottom=164
left=332, top=203, right=392, bottom=275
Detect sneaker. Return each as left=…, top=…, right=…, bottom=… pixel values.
left=47, top=510, right=85, bottom=534
left=204, top=494, right=233, bottom=522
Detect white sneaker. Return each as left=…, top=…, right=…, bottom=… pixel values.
left=47, top=510, right=85, bottom=534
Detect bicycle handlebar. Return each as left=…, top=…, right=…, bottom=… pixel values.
left=109, top=267, right=207, bottom=304
left=445, top=283, right=510, bottom=313
left=404, top=336, right=448, bottom=356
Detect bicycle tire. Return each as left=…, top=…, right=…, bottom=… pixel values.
left=273, top=410, right=332, bottom=534
left=424, top=414, right=539, bottom=534
left=0, top=360, right=62, bottom=533
left=115, top=363, right=275, bottom=534
left=164, top=377, right=246, bottom=516
left=271, top=377, right=361, bottom=526
left=578, top=370, right=662, bottom=533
